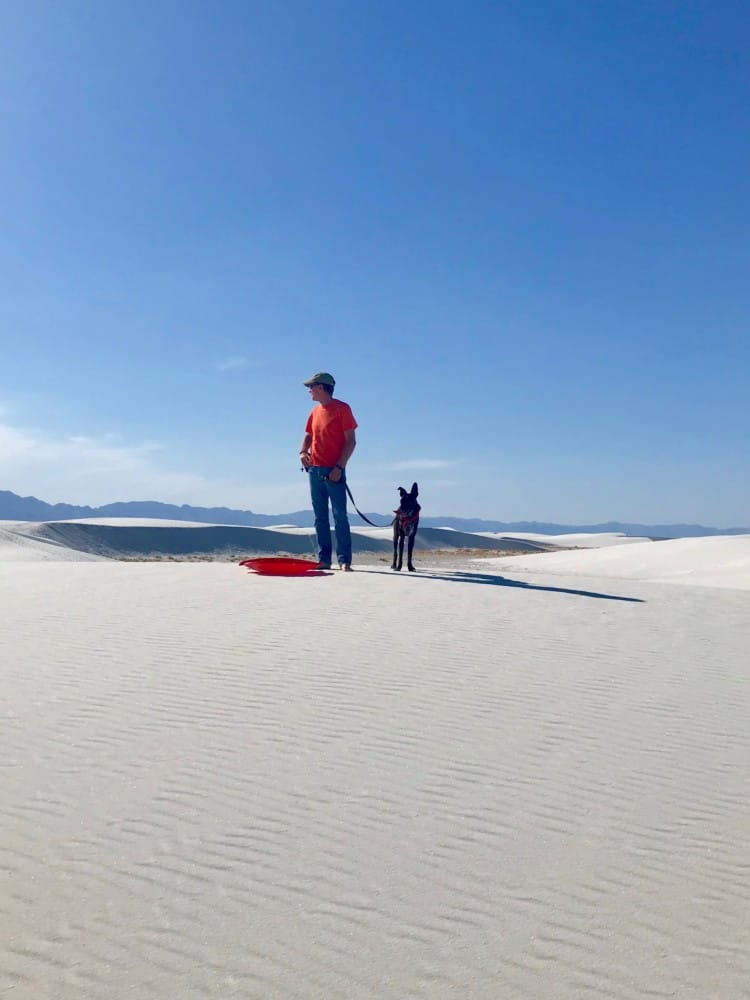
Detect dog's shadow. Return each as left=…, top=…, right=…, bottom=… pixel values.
left=365, top=567, right=644, bottom=603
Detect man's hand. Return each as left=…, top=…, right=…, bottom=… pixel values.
left=299, top=452, right=312, bottom=469
left=328, top=465, right=343, bottom=483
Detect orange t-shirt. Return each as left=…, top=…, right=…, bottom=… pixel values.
left=305, top=399, right=358, bottom=466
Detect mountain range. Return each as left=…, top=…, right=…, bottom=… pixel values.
left=1, top=490, right=747, bottom=539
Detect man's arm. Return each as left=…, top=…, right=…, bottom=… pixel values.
left=328, top=430, right=356, bottom=482
left=299, top=432, right=312, bottom=468
left=338, top=429, right=356, bottom=467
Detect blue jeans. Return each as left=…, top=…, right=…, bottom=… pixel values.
left=308, top=466, right=352, bottom=566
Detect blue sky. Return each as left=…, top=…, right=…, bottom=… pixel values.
left=1, top=0, right=748, bottom=525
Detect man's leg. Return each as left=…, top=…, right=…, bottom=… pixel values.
left=309, top=468, right=332, bottom=565
left=327, top=477, right=352, bottom=567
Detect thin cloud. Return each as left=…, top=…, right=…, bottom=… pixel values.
left=216, top=356, right=249, bottom=372
left=0, top=418, right=206, bottom=506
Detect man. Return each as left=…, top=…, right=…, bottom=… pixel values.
left=299, top=372, right=357, bottom=571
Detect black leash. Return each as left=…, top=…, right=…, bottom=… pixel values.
left=343, top=481, right=389, bottom=527
left=302, top=464, right=388, bottom=527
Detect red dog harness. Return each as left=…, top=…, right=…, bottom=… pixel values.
left=394, top=505, right=421, bottom=535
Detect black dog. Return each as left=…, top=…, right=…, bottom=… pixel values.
left=391, top=482, right=420, bottom=572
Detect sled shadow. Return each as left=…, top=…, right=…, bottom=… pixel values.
left=368, top=568, right=644, bottom=603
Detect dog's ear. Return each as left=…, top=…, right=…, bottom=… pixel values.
left=410, top=482, right=419, bottom=498
left=398, top=487, right=407, bottom=498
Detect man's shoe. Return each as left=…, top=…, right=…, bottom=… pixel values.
left=340, top=563, right=352, bottom=572
left=316, top=561, right=332, bottom=570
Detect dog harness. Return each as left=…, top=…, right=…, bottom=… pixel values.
left=394, top=506, right=421, bottom=536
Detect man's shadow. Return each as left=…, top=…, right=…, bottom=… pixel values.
left=366, top=568, right=644, bottom=603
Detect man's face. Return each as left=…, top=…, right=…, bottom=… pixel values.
left=308, top=383, right=328, bottom=403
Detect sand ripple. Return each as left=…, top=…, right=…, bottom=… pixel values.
left=0, top=561, right=748, bottom=998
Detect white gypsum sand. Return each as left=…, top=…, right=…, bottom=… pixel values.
left=1, top=521, right=748, bottom=998
left=482, top=533, right=750, bottom=590
left=476, top=530, right=654, bottom=547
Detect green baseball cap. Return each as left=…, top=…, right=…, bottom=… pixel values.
left=303, top=372, right=335, bottom=387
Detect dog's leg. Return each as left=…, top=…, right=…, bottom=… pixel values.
left=407, top=531, right=416, bottom=572
left=394, top=531, right=404, bottom=571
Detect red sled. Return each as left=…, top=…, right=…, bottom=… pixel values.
left=239, top=557, right=327, bottom=577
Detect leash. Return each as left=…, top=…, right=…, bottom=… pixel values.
left=343, top=481, right=388, bottom=527
left=302, top=464, right=388, bottom=527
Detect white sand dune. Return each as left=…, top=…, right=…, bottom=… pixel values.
left=2, top=524, right=749, bottom=997
left=485, top=534, right=750, bottom=590
left=0, top=520, right=544, bottom=563
left=479, top=530, right=653, bottom=548
left=0, top=521, right=106, bottom=562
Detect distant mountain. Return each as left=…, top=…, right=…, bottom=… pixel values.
left=1, top=489, right=747, bottom=538
left=0, top=491, right=294, bottom=527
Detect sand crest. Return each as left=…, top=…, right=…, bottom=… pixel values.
left=485, top=534, right=750, bottom=590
